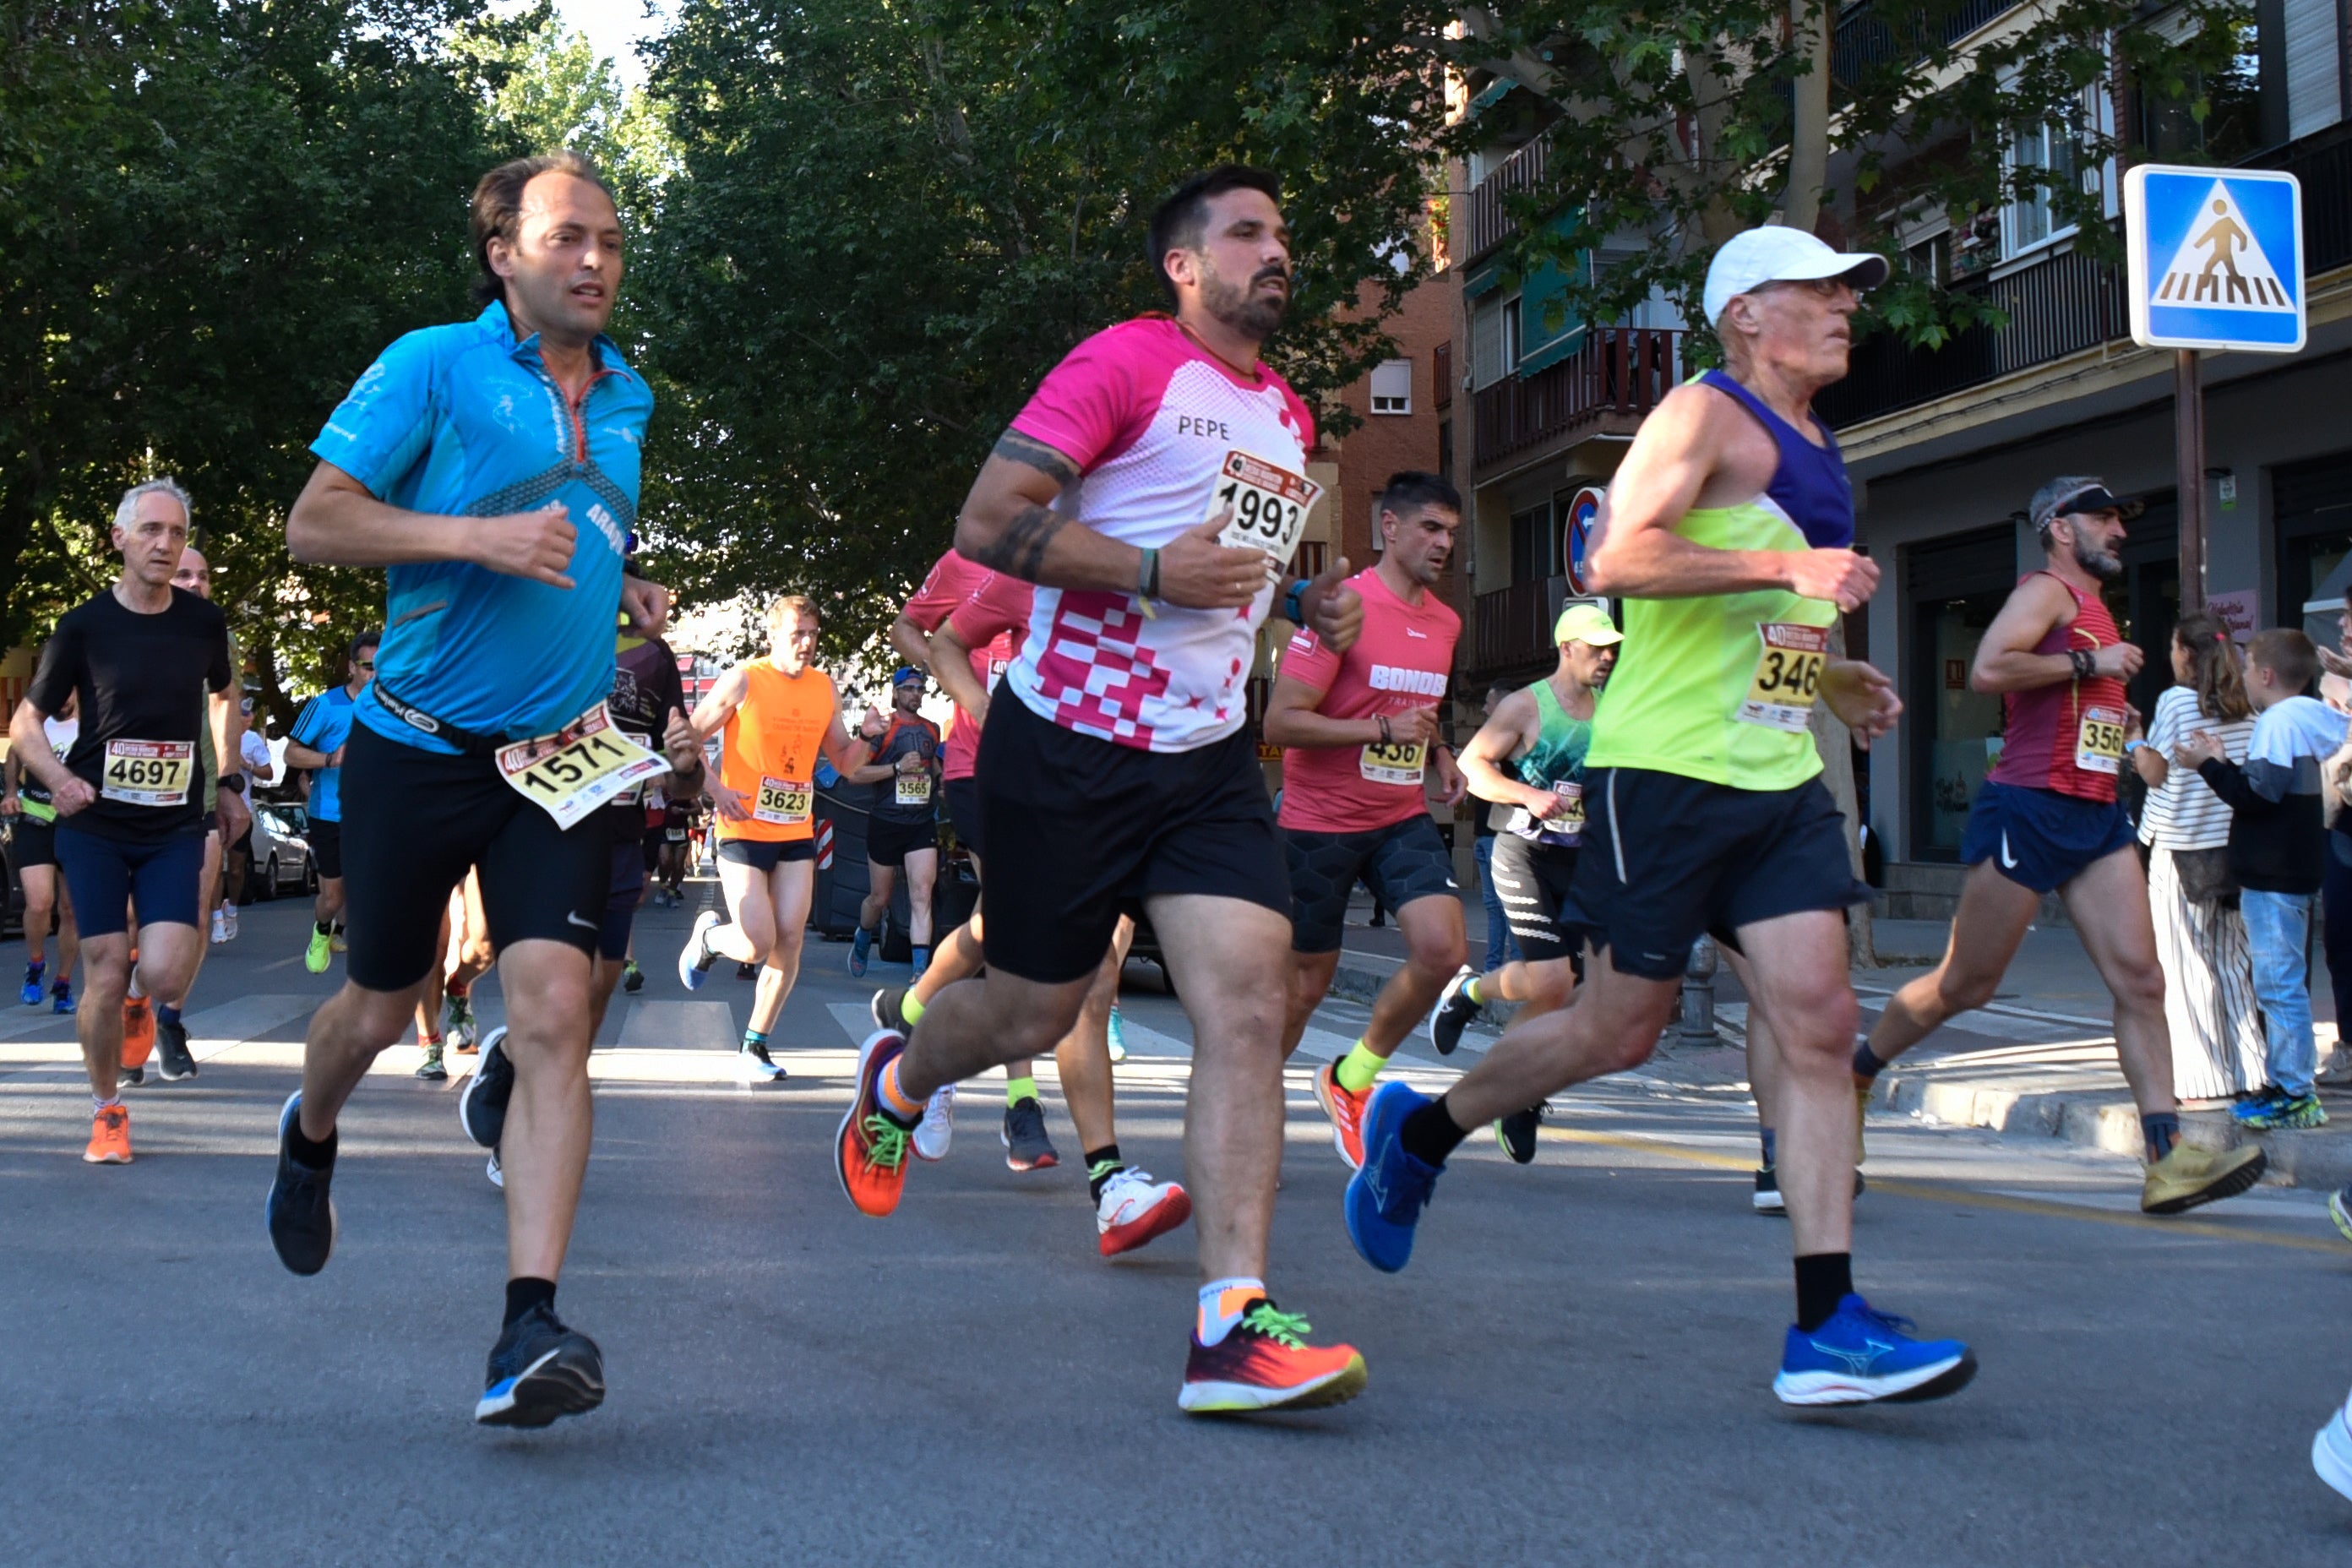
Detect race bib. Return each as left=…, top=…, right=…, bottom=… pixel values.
left=494, top=704, right=668, bottom=830
left=2075, top=705, right=2126, bottom=775
left=1736, top=623, right=1829, bottom=732
left=1207, top=450, right=1323, bottom=574
left=1358, top=738, right=1426, bottom=787
left=754, top=776, right=812, bottom=827
left=665, top=825, right=689, bottom=842
left=101, top=740, right=193, bottom=807
left=987, top=654, right=1009, bottom=692
left=895, top=771, right=933, bottom=807
left=1538, top=781, right=1585, bottom=845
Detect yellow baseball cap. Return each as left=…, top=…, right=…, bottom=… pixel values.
left=1554, top=602, right=1623, bottom=646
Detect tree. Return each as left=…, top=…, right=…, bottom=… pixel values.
left=629, top=0, right=1443, bottom=665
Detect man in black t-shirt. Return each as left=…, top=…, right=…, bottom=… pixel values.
left=8, top=479, right=237, bottom=1165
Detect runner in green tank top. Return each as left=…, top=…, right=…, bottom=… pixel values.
left=1346, top=226, right=1983, bottom=1410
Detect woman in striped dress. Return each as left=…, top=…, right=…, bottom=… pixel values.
left=2131, top=610, right=2263, bottom=1100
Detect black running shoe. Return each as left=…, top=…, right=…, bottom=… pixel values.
left=155, top=1016, right=197, bottom=1081
left=474, top=1303, right=605, bottom=1428
left=1002, top=1097, right=1059, bottom=1171
left=1495, top=1104, right=1543, bottom=1164
left=736, top=961, right=757, bottom=981
left=870, top=986, right=910, bottom=1033
left=459, top=1027, right=513, bottom=1149
left=1754, top=1166, right=1785, bottom=1214
left=266, top=1092, right=336, bottom=1276
left=1428, top=967, right=1480, bottom=1057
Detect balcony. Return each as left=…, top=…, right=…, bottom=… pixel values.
left=1464, top=133, right=1549, bottom=267
left=1832, top=0, right=2019, bottom=86
left=1470, top=575, right=1567, bottom=677
left=1473, top=326, right=1685, bottom=472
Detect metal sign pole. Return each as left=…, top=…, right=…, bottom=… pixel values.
left=2174, top=348, right=2205, bottom=614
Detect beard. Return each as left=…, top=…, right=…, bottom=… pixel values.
left=2072, top=540, right=2124, bottom=581
left=1200, top=257, right=1289, bottom=341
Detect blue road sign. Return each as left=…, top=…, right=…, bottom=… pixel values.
left=2126, top=164, right=2306, bottom=353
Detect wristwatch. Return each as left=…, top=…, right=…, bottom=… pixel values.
left=219, top=771, right=247, bottom=795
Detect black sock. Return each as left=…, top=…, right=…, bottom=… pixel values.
left=315, top=920, right=333, bottom=937
left=1794, top=1252, right=1854, bottom=1331
left=1400, top=1094, right=1471, bottom=1168
left=1085, top=1144, right=1124, bottom=1200
left=331, top=922, right=345, bottom=935
left=1759, top=1127, right=1777, bottom=1169
left=1851, top=1041, right=1888, bottom=1079
left=2142, top=1111, right=2180, bottom=1162
left=504, top=1277, right=557, bottom=1327
left=285, top=1119, right=337, bottom=1172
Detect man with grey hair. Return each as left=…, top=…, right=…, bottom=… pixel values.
left=7, top=478, right=238, bottom=1163
left=1854, top=476, right=2267, bottom=1215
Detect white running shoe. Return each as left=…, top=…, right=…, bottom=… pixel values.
left=486, top=1150, right=504, bottom=1190
left=210, top=908, right=230, bottom=945
left=222, top=905, right=238, bottom=941
left=913, top=1083, right=955, bottom=1162
left=2317, top=1383, right=2352, bottom=1503
left=1094, top=1166, right=1192, bottom=1257
left=678, top=910, right=721, bottom=991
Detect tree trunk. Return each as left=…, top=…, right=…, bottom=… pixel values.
left=1783, top=0, right=1834, bottom=235
left=1811, top=620, right=1876, bottom=967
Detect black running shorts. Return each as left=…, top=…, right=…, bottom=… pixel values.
left=9, top=817, right=57, bottom=871
left=866, top=811, right=938, bottom=869
left=943, top=776, right=984, bottom=861
left=308, top=817, right=344, bottom=880
left=1488, top=831, right=1582, bottom=963
left=1565, top=766, right=1867, bottom=981
left=601, top=839, right=643, bottom=962
left=976, top=694, right=1288, bottom=984
left=1285, top=814, right=1458, bottom=956
left=717, top=836, right=817, bottom=873
left=338, top=722, right=611, bottom=993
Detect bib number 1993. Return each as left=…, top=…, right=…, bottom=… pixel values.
left=1208, top=450, right=1323, bottom=574
left=1737, top=623, right=1830, bottom=733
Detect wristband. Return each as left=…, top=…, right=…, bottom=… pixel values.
left=2123, top=739, right=2148, bottom=755
left=1137, top=547, right=1159, bottom=600
left=1283, top=580, right=1309, bottom=625
left=2069, top=648, right=2095, bottom=681
left=1378, top=715, right=1393, bottom=744
left=219, top=772, right=247, bottom=795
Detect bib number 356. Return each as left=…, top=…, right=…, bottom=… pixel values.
left=495, top=704, right=668, bottom=830
left=2075, top=705, right=2126, bottom=775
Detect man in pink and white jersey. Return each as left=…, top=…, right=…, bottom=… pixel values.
left=836, top=165, right=1369, bottom=1415
left=1264, top=471, right=1469, bottom=1170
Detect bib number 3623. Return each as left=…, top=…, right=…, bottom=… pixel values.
left=101, top=740, right=194, bottom=807
left=1208, top=449, right=1324, bottom=576
left=2075, top=705, right=2126, bottom=775
left=1736, top=623, right=1830, bottom=733
left=494, top=704, right=668, bottom=830
left=755, top=776, right=813, bottom=826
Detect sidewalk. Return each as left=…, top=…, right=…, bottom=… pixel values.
left=1331, top=897, right=2352, bottom=1190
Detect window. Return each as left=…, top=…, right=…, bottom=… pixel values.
left=1904, top=228, right=1950, bottom=286
left=1369, top=358, right=1412, bottom=416
left=1436, top=418, right=1452, bottom=482
left=2004, top=116, right=2079, bottom=253
left=1508, top=503, right=1553, bottom=585
left=1501, top=294, right=1523, bottom=369
left=1470, top=295, right=1506, bottom=390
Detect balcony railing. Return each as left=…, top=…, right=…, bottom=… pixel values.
left=1471, top=575, right=1567, bottom=676
left=1464, top=133, right=1550, bottom=267
left=1832, top=0, right=2019, bottom=86
left=1473, top=326, right=1685, bottom=471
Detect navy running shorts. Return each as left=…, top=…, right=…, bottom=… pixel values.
left=54, top=826, right=206, bottom=937
left=1958, top=780, right=2134, bottom=895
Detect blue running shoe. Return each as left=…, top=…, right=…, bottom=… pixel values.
left=1773, top=1294, right=1976, bottom=1406
left=475, top=1302, right=604, bottom=1428
left=677, top=909, right=721, bottom=992
left=21, top=963, right=44, bottom=1007
left=2230, top=1085, right=2287, bottom=1126
left=849, top=925, right=873, bottom=978
left=1345, top=1081, right=1445, bottom=1273
left=52, top=984, right=75, bottom=1015
left=266, top=1092, right=337, bottom=1277
left=910, top=945, right=929, bottom=982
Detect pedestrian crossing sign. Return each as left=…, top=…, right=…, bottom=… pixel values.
left=2126, top=164, right=2305, bottom=353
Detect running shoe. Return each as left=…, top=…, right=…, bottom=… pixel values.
left=848, top=925, right=873, bottom=978
left=1107, top=1005, right=1127, bottom=1064
left=155, top=1015, right=197, bottom=1081
left=1754, top=1167, right=1785, bottom=1214
left=735, top=961, right=757, bottom=981
left=1095, top=1167, right=1191, bottom=1257
left=835, top=1028, right=915, bottom=1217
left=2141, top=1140, right=2268, bottom=1214
left=2240, top=1091, right=2328, bottom=1130
left=414, top=1042, right=447, bottom=1082
left=444, top=993, right=477, bottom=1050
left=84, top=1103, right=132, bottom=1164
left=330, top=929, right=347, bottom=952
left=911, top=945, right=929, bottom=982
left=1495, top=1104, right=1543, bottom=1164
left=459, top=1027, right=513, bottom=1147
left=2315, top=1383, right=2352, bottom=1503
left=52, top=983, right=74, bottom=1015
left=1345, top=1081, right=1444, bottom=1274
left=487, top=1150, right=504, bottom=1189
left=1772, top=1294, right=1977, bottom=1406
left=1002, top=1096, right=1059, bottom=1171
left=265, top=1091, right=336, bottom=1276
left=2229, top=1084, right=2286, bottom=1124
left=677, top=909, right=721, bottom=991
left=1311, top=1061, right=1369, bottom=1170
left=736, top=1040, right=787, bottom=1084
left=210, top=907, right=230, bottom=945
left=1427, top=966, right=1478, bottom=1056
left=222, top=905, right=238, bottom=940
left=303, top=927, right=332, bottom=974
left=2331, top=1184, right=2352, bottom=1245
left=121, top=994, right=155, bottom=1075
left=20, top=964, right=42, bottom=1006
left=912, top=1083, right=955, bottom=1162
left=475, top=1303, right=605, bottom=1428
left=1178, top=1298, right=1367, bottom=1414
left=869, top=986, right=909, bottom=1033
left=621, top=958, right=645, bottom=994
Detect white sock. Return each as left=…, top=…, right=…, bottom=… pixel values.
left=1196, top=1277, right=1267, bottom=1346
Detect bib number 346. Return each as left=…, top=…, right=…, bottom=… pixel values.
left=495, top=704, right=668, bottom=830
left=1737, top=623, right=1829, bottom=733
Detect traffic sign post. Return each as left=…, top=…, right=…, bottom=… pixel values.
left=2125, top=164, right=2305, bottom=616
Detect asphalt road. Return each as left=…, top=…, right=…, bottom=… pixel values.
left=2, top=883, right=2349, bottom=1565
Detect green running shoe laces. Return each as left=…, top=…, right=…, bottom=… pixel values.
left=860, top=1114, right=911, bottom=1172
left=1240, top=1304, right=1313, bottom=1348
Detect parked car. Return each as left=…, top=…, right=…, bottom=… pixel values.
left=244, top=803, right=317, bottom=901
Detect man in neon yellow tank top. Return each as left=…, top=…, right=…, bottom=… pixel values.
left=1346, top=226, right=1979, bottom=1408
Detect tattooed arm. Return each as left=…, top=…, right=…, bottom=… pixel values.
left=955, top=427, right=1267, bottom=609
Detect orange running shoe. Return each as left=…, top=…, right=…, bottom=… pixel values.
left=1313, top=1062, right=1370, bottom=1171
left=122, top=994, right=155, bottom=1071
left=84, top=1104, right=133, bottom=1164
left=1179, top=1298, right=1367, bottom=1414
left=835, top=1029, right=915, bottom=1217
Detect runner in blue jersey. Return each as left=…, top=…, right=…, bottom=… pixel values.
left=283, top=630, right=375, bottom=976
left=264, top=152, right=671, bottom=1430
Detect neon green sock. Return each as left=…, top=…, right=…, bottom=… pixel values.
left=1334, top=1040, right=1389, bottom=1094
left=901, top=989, right=927, bottom=1025
left=1006, top=1074, right=1038, bottom=1107
left=1464, top=976, right=1485, bottom=1005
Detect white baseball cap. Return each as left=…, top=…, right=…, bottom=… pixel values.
left=1703, top=226, right=1890, bottom=325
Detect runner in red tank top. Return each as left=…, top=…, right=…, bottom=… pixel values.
left=1859, top=477, right=2264, bottom=1216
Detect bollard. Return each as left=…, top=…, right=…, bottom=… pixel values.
left=1680, top=935, right=1718, bottom=1043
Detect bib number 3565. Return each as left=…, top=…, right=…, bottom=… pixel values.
left=495, top=704, right=668, bottom=830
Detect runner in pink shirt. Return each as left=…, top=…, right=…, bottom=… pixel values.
left=1264, top=472, right=1469, bottom=1168
left=835, top=165, right=1370, bottom=1415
